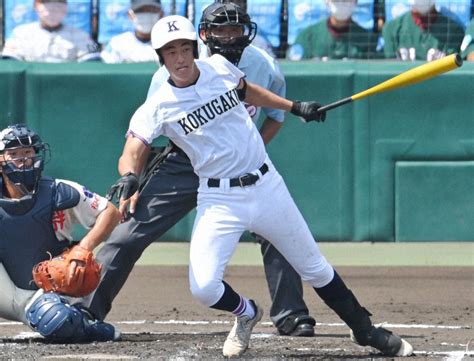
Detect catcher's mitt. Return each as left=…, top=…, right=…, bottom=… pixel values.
left=32, top=245, right=102, bottom=297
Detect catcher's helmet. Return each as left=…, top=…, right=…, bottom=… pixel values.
left=0, top=124, right=50, bottom=196
left=151, top=15, right=199, bottom=65
left=199, top=1, right=257, bottom=65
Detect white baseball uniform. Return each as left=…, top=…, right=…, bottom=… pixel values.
left=128, top=54, right=334, bottom=307
left=100, top=32, right=159, bottom=63
left=2, top=22, right=97, bottom=62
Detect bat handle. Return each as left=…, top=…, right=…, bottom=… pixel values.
left=318, top=97, right=353, bottom=112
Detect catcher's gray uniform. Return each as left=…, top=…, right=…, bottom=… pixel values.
left=81, top=43, right=314, bottom=335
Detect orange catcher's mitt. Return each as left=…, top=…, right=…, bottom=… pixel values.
left=32, top=245, right=102, bottom=297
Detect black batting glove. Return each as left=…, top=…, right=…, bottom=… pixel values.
left=291, top=101, right=326, bottom=122
left=106, top=172, right=139, bottom=202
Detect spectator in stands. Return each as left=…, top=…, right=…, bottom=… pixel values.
left=381, top=0, right=464, bottom=61
left=287, top=0, right=380, bottom=60
left=460, top=19, right=474, bottom=61
left=101, top=0, right=163, bottom=63
left=1, top=0, right=99, bottom=62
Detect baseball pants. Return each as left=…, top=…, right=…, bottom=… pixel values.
left=81, top=148, right=310, bottom=327
left=0, top=263, right=35, bottom=324
left=189, top=159, right=334, bottom=307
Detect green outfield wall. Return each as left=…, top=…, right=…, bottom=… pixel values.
left=0, top=60, right=473, bottom=242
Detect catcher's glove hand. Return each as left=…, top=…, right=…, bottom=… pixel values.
left=291, top=101, right=326, bottom=122
left=106, top=172, right=139, bottom=202
left=32, top=245, right=102, bottom=297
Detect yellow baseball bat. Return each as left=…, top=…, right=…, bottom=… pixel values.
left=318, top=53, right=463, bottom=112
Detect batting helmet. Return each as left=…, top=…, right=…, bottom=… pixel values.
left=151, top=15, right=198, bottom=65
left=0, top=124, right=49, bottom=196
left=199, top=1, right=257, bottom=65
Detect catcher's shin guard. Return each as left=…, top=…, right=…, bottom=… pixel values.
left=26, top=293, right=119, bottom=343
left=26, top=292, right=88, bottom=342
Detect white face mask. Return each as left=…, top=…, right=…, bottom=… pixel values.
left=36, top=2, right=67, bottom=28
left=328, top=1, right=356, bottom=21
left=412, top=0, right=435, bottom=14
left=133, top=13, right=161, bottom=34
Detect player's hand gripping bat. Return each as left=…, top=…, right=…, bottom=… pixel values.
left=317, top=53, right=463, bottom=113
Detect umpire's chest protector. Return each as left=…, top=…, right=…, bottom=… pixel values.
left=0, top=178, right=73, bottom=289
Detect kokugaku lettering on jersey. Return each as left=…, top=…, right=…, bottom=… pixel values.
left=128, top=54, right=267, bottom=179
left=176, top=88, right=240, bottom=135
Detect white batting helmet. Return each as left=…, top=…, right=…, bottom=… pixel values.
left=151, top=15, right=197, bottom=50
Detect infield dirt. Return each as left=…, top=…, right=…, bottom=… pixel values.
left=0, top=266, right=472, bottom=359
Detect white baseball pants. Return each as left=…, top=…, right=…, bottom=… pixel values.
left=189, top=159, right=334, bottom=307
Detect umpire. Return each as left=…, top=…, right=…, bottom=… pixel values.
left=79, top=1, right=316, bottom=337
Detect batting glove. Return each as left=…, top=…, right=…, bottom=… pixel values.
left=106, top=172, right=139, bottom=202
left=291, top=101, right=326, bottom=122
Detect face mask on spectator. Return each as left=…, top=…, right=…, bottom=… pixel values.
left=37, top=2, right=67, bottom=28
left=133, top=13, right=161, bottom=34
left=328, top=1, right=356, bottom=21
left=412, top=0, right=435, bottom=14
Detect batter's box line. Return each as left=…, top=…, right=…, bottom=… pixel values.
left=111, top=320, right=472, bottom=330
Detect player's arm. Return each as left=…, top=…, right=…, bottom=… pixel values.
left=111, top=135, right=150, bottom=217
left=259, top=117, right=282, bottom=145
left=118, top=135, right=150, bottom=176
left=104, top=134, right=150, bottom=219
left=56, top=180, right=121, bottom=251
left=241, top=79, right=325, bottom=122
left=242, top=80, right=292, bottom=112
left=78, top=201, right=120, bottom=251
left=259, top=60, right=286, bottom=144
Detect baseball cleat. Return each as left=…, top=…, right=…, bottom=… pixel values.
left=85, top=320, right=121, bottom=342
left=81, top=307, right=121, bottom=342
left=223, top=300, right=263, bottom=357
left=350, top=326, right=414, bottom=356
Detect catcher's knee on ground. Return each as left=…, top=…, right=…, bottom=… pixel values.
left=26, top=293, right=119, bottom=343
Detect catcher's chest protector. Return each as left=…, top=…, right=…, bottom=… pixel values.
left=0, top=178, right=70, bottom=289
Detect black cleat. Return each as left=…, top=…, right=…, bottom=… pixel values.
left=278, top=315, right=316, bottom=337
left=351, top=326, right=413, bottom=356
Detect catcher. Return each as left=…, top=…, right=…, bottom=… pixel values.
left=0, top=124, right=121, bottom=342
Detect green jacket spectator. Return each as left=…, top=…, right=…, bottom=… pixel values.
left=287, top=0, right=380, bottom=60
left=382, top=6, right=464, bottom=61
left=460, top=19, right=474, bottom=61
left=289, top=19, right=380, bottom=60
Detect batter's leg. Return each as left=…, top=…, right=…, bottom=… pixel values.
left=256, top=235, right=315, bottom=336
left=78, top=150, right=198, bottom=320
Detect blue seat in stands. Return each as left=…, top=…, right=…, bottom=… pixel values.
left=247, top=0, right=283, bottom=48
left=194, top=0, right=214, bottom=29
left=3, top=0, right=92, bottom=40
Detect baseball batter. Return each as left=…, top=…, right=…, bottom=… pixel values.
left=0, top=124, right=120, bottom=342
left=146, top=1, right=315, bottom=336
left=80, top=2, right=315, bottom=337
left=114, top=14, right=414, bottom=358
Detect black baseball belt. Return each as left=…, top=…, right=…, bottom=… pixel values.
left=207, top=163, right=269, bottom=188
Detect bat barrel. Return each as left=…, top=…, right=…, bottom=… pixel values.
left=316, top=53, right=463, bottom=113
left=351, top=53, right=463, bottom=101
